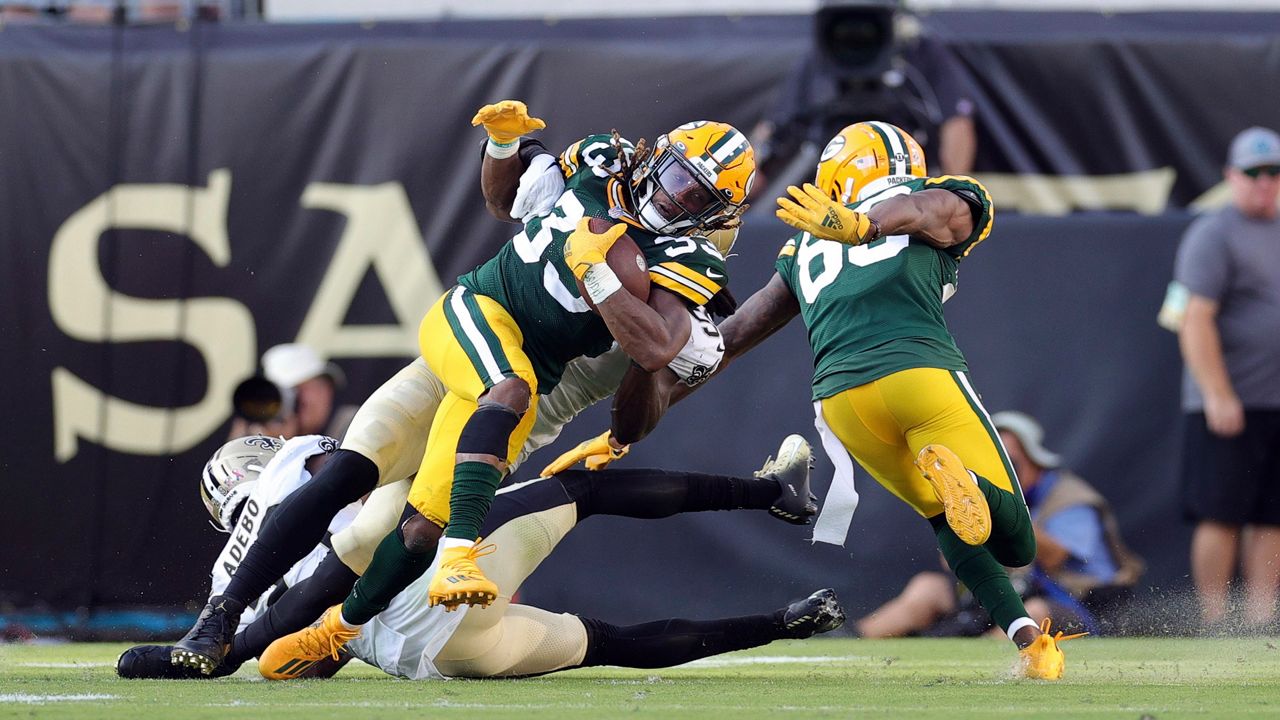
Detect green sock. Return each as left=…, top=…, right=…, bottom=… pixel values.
left=444, top=461, right=504, bottom=541
left=973, top=473, right=1036, bottom=567
left=932, top=516, right=1029, bottom=634
left=341, top=528, right=435, bottom=625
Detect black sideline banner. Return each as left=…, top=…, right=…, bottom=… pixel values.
left=0, top=16, right=1244, bottom=618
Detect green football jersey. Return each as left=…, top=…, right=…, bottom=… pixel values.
left=459, top=133, right=729, bottom=391
left=774, top=175, right=995, bottom=400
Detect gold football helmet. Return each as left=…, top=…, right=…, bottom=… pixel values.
left=814, top=121, right=926, bottom=204
left=630, top=121, right=755, bottom=236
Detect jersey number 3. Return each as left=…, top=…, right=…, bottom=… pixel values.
left=513, top=192, right=592, bottom=313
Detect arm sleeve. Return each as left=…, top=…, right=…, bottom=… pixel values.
left=510, top=154, right=566, bottom=223
left=666, top=306, right=724, bottom=387
left=1174, top=216, right=1230, bottom=302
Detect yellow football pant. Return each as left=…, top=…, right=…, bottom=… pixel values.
left=408, top=287, right=540, bottom=527
left=819, top=367, right=1019, bottom=519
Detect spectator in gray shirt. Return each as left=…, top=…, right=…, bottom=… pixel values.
left=1168, top=126, right=1280, bottom=632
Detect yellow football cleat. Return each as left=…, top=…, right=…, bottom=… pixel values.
left=916, top=444, right=992, bottom=546
left=1019, top=618, right=1088, bottom=680
left=259, top=605, right=360, bottom=681
left=428, top=542, right=498, bottom=611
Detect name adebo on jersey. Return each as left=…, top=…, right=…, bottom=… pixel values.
left=208, top=434, right=356, bottom=629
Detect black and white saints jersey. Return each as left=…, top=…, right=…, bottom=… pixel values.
left=207, top=434, right=359, bottom=630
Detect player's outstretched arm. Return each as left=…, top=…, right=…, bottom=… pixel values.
left=538, top=365, right=679, bottom=476
left=668, top=273, right=798, bottom=406
left=610, top=364, right=679, bottom=446
left=474, top=100, right=547, bottom=223
left=864, top=188, right=975, bottom=249
left=776, top=183, right=975, bottom=249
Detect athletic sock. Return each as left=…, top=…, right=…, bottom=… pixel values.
left=444, top=461, right=504, bottom=541
left=340, top=525, right=436, bottom=626
left=223, top=450, right=378, bottom=605
left=971, top=473, right=1036, bottom=567
left=225, top=552, right=359, bottom=666
left=932, top=515, right=1030, bottom=635
left=560, top=468, right=778, bottom=520
left=580, top=612, right=785, bottom=668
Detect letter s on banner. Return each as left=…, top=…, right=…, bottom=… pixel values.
left=48, top=170, right=256, bottom=462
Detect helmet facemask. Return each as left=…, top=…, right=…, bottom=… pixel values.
left=630, top=135, right=746, bottom=236
left=201, top=435, right=282, bottom=532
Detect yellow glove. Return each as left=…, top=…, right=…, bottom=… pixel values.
left=540, top=431, right=630, bottom=476
left=471, top=100, right=547, bottom=144
left=775, top=183, right=881, bottom=245
left=564, top=218, right=627, bottom=281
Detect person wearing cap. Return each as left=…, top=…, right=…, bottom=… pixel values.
left=856, top=412, right=1142, bottom=638
left=228, top=344, right=357, bottom=442
left=1165, top=127, right=1280, bottom=632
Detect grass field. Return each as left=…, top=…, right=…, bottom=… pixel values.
left=3, top=637, right=1279, bottom=719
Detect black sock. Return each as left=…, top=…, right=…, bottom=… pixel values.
left=559, top=468, right=777, bottom=521
left=224, top=552, right=359, bottom=667
left=580, top=612, right=785, bottom=668
left=223, top=450, right=378, bottom=605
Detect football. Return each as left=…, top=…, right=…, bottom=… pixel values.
left=576, top=216, right=650, bottom=312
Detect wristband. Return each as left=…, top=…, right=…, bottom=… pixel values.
left=486, top=137, right=520, bottom=159
left=582, top=263, right=622, bottom=304
left=866, top=217, right=883, bottom=243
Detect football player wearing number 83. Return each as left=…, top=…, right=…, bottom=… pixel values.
left=676, top=121, right=1081, bottom=679
left=319, top=101, right=755, bottom=639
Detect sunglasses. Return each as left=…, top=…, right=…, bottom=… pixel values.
left=1243, top=165, right=1280, bottom=179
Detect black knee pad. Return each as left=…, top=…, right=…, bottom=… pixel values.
left=456, top=402, right=523, bottom=458
left=315, top=449, right=380, bottom=499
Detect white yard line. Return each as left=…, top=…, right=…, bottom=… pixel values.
left=0, top=694, right=119, bottom=705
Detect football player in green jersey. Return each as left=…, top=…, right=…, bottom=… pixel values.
left=669, top=121, right=1080, bottom=679
left=263, top=101, right=758, bottom=669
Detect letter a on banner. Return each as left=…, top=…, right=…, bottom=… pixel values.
left=296, top=182, right=443, bottom=358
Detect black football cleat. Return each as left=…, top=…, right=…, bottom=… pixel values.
left=756, top=434, right=819, bottom=525
left=118, top=644, right=235, bottom=679
left=171, top=594, right=244, bottom=676
left=780, top=588, right=846, bottom=639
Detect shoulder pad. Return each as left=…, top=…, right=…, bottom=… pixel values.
left=559, top=134, right=634, bottom=184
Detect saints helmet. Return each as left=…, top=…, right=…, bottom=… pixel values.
left=201, top=435, right=284, bottom=532
left=629, top=121, right=755, bottom=236
left=815, top=121, right=926, bottom=204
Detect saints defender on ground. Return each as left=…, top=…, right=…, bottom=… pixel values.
left=120, top=433, right=835, bottom=680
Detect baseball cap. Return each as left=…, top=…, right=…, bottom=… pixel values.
left=261, top=343, right=345, bottom=391
left=1228, top=126, right=1280, bottom=171
left=990, top=411, right=1062, bottom=470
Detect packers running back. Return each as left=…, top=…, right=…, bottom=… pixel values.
left=460, top=124, right=750, bottom=391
